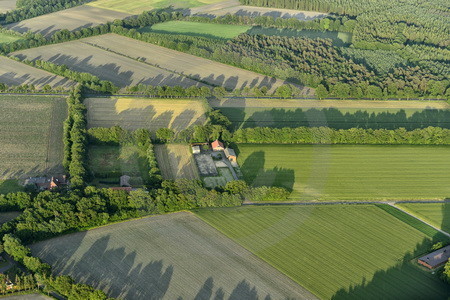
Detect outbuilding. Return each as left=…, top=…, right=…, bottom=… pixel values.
left=418, top=245, right=450, bottom=269
left=224, top=148, right=237, bottom=163
left=192, top=145, right=201, bottom=154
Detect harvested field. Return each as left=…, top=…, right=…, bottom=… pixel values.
left=12, top=41, right=205, bottom=88
left=141, top=21, right=251, bottom=39
left=31, top=212, right=316, bottom=299
left=193, top=4, right=327, bottom=20
left=0, top=56, right=74, bottom=88
left=397, top=203, right=450, bottom=233
left=80, top=34, right=305, bottom=93
left=0, top=95, right=67, bottom=179
left=85, top=97, right=207, bottom=131
left=154, top=144, right=200, bottom=180
left=88, top=0, right=226, bottom=14
left=237, top=144, right=450, bottom=201
left=5, top=5, right=130, bottom=37
left=0, top=0, right=15, bottom=12
left=195, top=205, right=450, bottom=299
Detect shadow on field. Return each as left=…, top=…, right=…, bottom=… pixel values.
left=229, top=107, right=450, bottom=130
left=240, top=150, right=295, bottom=192
left=194, top=277, right=270, bottom=300
left=331, top=204, right=450, bottom=299
left=192, top=8, right=324, bottom=21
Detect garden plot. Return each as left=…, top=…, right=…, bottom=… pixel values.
left=194, top=153, right=218, bottom=176
left=11, top=41, right=205, bottom=88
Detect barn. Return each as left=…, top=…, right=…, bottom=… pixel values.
left=418, top=245, right=450, bottom=269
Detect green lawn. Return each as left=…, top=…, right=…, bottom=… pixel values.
left=0, top=180, right=23, bottom=194
left=219, top=106, right=449, bottom=130
left=0, top=32, right=22, bottom=44
left=236, top=144, right=450, bottom=201
left=139, top=21, right=251, bottom=39
left=195, top=205, right=450, bottom=299
left=88, top=144, right=149, bottom=184
left=397, top=203, right=450, bottom=233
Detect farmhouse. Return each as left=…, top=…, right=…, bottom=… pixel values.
left=192, top=145, right=201, bottom=154
left=211, top=140, right=224, bottom=151
left=24, top=175, right=68, bottom=190
left=418, top=245, right=450, bottom=269
left=224, top=148, right=237, bottom=163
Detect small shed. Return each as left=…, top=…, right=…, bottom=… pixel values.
left=192, top=145, right=201, bottom=154
left=224, top=148, right=237, bottom=163
left=120, top=175, right=131, bottom=187
left=211, top=139, right=224, bottom=151
left=418, top=245, right=450, bottom=269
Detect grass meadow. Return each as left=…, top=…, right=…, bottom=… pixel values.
left=30, top=212, right=315, bottom=299
left=397, top=203, right=450, bottom=233
left=195, top=205, right=450, bottom=299
left=0, top=32, right=22, bottom=44
left=236, top=144, right=450, bottom=201
left=0, top=180, right=23, bottom=194
left=140, top=21, right=251, bottom=39
left=87, top=0, right=225, bottom=14
left=0, top=95, right=67, bottom=179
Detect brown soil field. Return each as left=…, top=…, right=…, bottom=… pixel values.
left=0, top=0, right=16, bottom=13
left=12, top=41, right=205, bottom=88
left=0, top=95, right=67, bottom=179
left=195, top=5, right=327, bottom=20
left=154, top=144, right=200, bottom=180
left=0, top=56, right=74, bottom=88
left=85, top=97, right=208, bottom=131
left=31, top=212, right=316, bottom=299
left=5, top=5, right=130, bottom=37
left=209, top=98, right=450, bottom=109
left=80, top=34, right=312, bottom=93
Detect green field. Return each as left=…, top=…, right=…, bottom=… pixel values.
left=195, top=205, right=450, bottom=299
left=397, top=203, right=450, bottom=233
left=0, top=95, right=67, bottom=179
left=0, top=180, right=23, bottom=194
left=236, top=144, right=450, bottom=201
left=88, top=145, right=149, bottom=185
left=247, top=27, right=352, bottom=46
left=88, top=0, right=224, bottom=14
left=140, top=21, right=251, bottom=39
left=0, top=32, right=22, bottom=44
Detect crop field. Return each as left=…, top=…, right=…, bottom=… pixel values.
left=195, top=205, right=450, bottom=299
left=85, top=97, right=207, bottom=131
left=0, top=56, right=74, bottom=88
left=79, top=34, right=304, bottom=93
left=211, top=98, right=450, bottom=130
left=0, top=0, right=15, bottom=12
left=194, top=4, right=327, bottom=20
left=396, top=203, right=450, bottom=233
left=0, top=95, right=67, bottom=179
left=30, top=212, right=315, bottom=299
left=11, top=41, right=204, bottom=88
left=5, top=6, right=130, bottom=37
left=88, top=145, right=149, bottom=182
left=236, top=144, right=450, bottom=201
left=87, top=0, right=226, bottom=14
left=154, top=144, right=200, bottom=180
left=140, top=21, right=251, bottom=39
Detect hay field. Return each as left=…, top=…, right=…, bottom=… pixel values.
left=12, top=41, right=204, bottom=88
left=88, top=0, right=227, bottom=14
left=154, top=144, right=200, bottom=180
left=30, top=212, right=316, bottom=299
left=0, top=56, right=74, bottom=88
left=237, top=144, right=450, bottom=201
left=0, top=0, right=15, bottom=12
left=81, top=34, right=303, bottom=93
left=195, top=205, right=450, bottom=299
left=397, top=203, right=450, bottom=233
left=194, top=4, right=327, bottom=20
left=5, top=6, right=130, bottom=37
left=142, top=21, right=251, bottom=39
left=0, top=95, right=67, bottom=179
left=85, top=97, right=208, bottom=131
